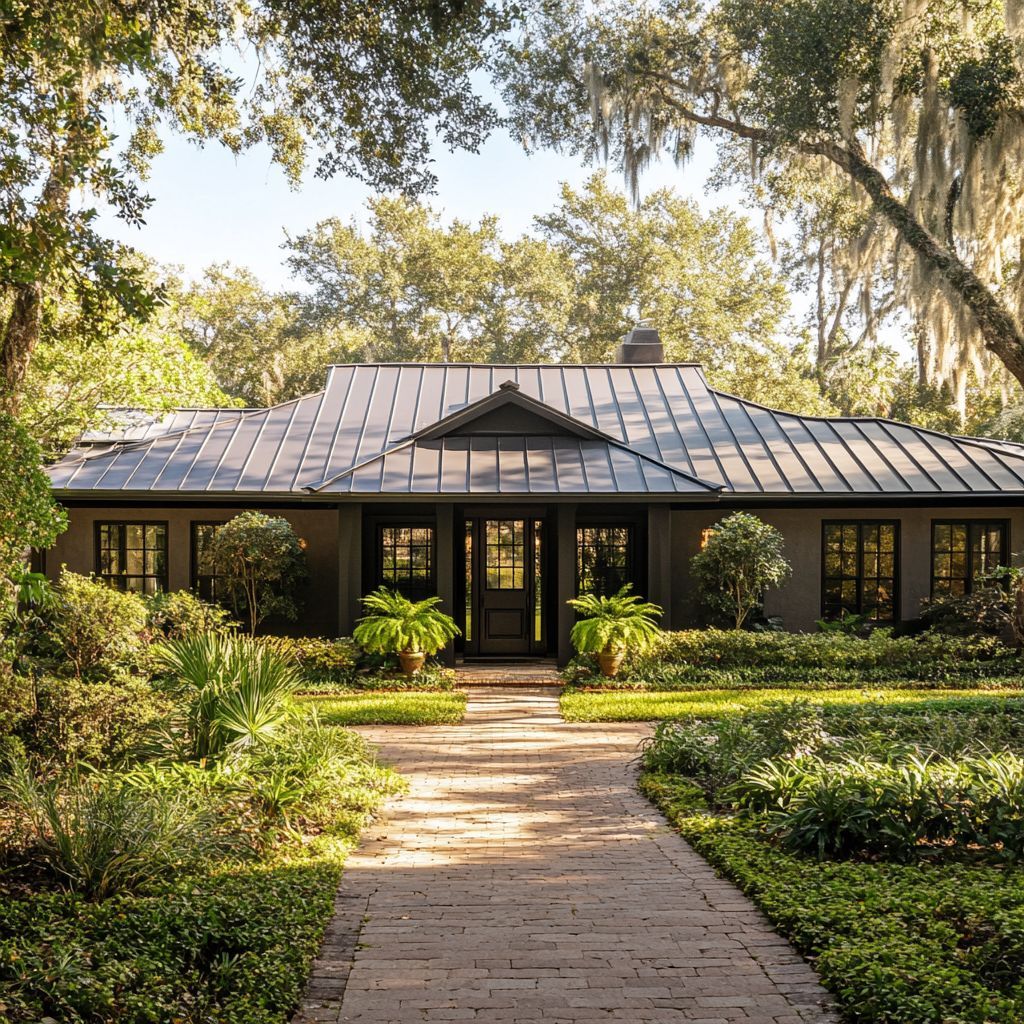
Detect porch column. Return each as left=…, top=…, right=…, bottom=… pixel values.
left=435, top=503, right=456, bottom=666
left=337, top=503, right=363, bottom=636
left=556, top=502, right=577, bottom=666
left=647, top=504, right=673, bottom=628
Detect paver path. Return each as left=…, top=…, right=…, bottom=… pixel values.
left=296, top=689, right=837, bottom=1024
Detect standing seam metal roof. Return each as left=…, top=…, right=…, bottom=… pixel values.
left=45, top=363, right=1024, bottom=497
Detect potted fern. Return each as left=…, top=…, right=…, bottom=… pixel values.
left=568, top=585, right=663, bottom=678
left=353, top=587, right=460, bottom=676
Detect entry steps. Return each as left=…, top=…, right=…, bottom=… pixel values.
left=454, top=659, right=562, bottom=687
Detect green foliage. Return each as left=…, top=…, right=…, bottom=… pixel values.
left=204, top=512, right=307, bottom=636
left=921, top=585, right=1012, bottom=637
left=259, top=636, right=360, bottom=687
left=0, top=416, right=65, bottom=614
left=300, top=691, right=467, bottom=726
left=2, top=757, right=233, bottom=899
left=567, top=585, right=663, bottom=655
left=145, top=589, right=235, bottom=640
left=154, top=634, right=302, bottom=760
left=642, top=773, right=1024, bottom=1024
left=20, top=676, right=172, bottom=770
left=353, top=588, right=460, bottom=656
left=613, top=626, right=1019, bottom=688
left=47, top=572, right=148, bottom=678
left=690, top=513, right=791, bottom=628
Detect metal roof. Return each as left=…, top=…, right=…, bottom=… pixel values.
left=46, top=363, right=1024, bottom=498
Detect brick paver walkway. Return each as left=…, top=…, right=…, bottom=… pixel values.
left=295, top=689, right=837, bottom=1024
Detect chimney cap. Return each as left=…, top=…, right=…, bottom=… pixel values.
left=616, top=321, right=664, bottom=364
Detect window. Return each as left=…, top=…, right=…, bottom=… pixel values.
left=191, top=522, right=223, bottom=600
left=485, top=519, right=526, bottom=590
left=379, top=525, right=434, bottom=599
left=932, top=521, right=1008, bottom=596
left=577, top=525, right=634, bottom=596
left=96, top=522, right=168, bottom=594
left=822, top=521, right=898, bottom=622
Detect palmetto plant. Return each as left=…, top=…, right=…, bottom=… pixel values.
left=154, top=633, right=301, bottom=761
left=353, top=588, right=460, bottom=656
left=568, top=585, right=663, bottom=656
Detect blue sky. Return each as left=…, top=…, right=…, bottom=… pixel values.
left=96, top=117, right=741, bottom=290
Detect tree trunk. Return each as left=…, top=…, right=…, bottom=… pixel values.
left=0, top=281, right=42, bottom=416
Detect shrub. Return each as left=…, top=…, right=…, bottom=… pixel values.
left=47, top=571, right=148, bottom=677
left=154, top=634, right=302, bottom=760
left=2, top=758, right=233, bottom=898
left=921, top=585, right=1012, bottom=637
left=203, top=512, right=307, bottom=635
left=145, top=589, right=235, bottom=639
left=690, top=512, right=791, bottom=628
left=260, top=636, right=359, bottom=687
left=619, top=627, right=1018, bottom=688
left=23, top=676, right=171, bottom=769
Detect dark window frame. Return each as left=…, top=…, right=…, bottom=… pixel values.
left=576, top=524, right=636, bottom=597
left=821, top=520, right=900, bottom=623
left=94, top=520, right=169, bottom=594
left=376, top=523, right=436, bottom=599
left=930, top=519, right=1009, bottom=597
left=190, top=521, right=225, bottom=600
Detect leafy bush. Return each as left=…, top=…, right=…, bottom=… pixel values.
left=690, top=512, right=791, bottom=628
left=145, top=589, right=235, bottom=639
left=921, top=585, right=1012, bottom=637
left=22, top=676, right=171, bottom=769
left=203, top=512, right=307, bottom=635
left=2, top=758, right=233, bottom=898
left=734, top=750, right=1024, bottom=861
left=260, top=635, right=359, bottom=687
left=154, top=634, right=302, bottom=760
left=47, top=572, right=148, bottom=678
left=643, top=774, right=1024, bottom=1024
left=614, top=626, right=1020, bottom=688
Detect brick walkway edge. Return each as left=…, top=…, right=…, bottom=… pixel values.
left=294, top=688, right=838, bottom=1024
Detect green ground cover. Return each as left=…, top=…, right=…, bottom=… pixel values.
left=300, top=689, right=467, bottom=726
left=560, top=687, right=1024, bottom=722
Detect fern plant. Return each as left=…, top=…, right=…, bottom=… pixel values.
left=353, top=588, right=460, bottom=655
left=568, top=585, right=663, bottom=655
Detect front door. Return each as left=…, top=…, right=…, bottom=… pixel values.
left=466, top=517, right=541, bottom=656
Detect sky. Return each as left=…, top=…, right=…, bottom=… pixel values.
left=95, top=112, right=744, bottom=291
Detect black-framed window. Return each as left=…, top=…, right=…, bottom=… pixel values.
left=822, top=521, right=898, bottom=622
left=485, top=519, right=526, bottom=590
left=378, top=525, right=435, bottom=599
left=577, top=525, right=634, bottom=596
left=96, top=521, right=168, bottom=594
left=191, top=522, right=224, bottom=600
left=931, top=521, right=1008, bottom=596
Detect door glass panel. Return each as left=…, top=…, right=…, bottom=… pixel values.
left=533, top=519, right=543, bottom=643
left=464, top=520, right=473, bottom=642
left=485, top=519, right=525, bottom=590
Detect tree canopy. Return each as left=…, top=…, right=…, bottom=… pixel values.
left=497, top=0, right=1024, bottom=403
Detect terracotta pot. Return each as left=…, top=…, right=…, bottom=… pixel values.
left=399, top=650, right=427, bottom=676
left=598, top=649, right=625, bottom=678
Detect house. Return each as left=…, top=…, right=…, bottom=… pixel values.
left=43, top=326, right=1024, bottom=663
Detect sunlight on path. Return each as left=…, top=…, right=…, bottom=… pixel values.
left=294, top=688, right=837, bottom=1024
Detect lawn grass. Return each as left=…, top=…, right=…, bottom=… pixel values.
left=299, top=690, right=467, bottom=725
left=642, top=773, right=1024, bottom=1023
left=560, top=686, right=1024, bottom=721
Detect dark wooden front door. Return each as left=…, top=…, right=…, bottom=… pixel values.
left=467, top=517, right=541, bottom=656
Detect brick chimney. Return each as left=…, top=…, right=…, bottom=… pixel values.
left=615, top=320, right=664, bottom=363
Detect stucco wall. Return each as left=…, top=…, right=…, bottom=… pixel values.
left=669, top=505, right=1024, bottom=632
left=46, top=506, right=340, bottom=637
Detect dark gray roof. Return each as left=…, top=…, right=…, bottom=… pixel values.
left=46, top=363, right=1024, bottom=498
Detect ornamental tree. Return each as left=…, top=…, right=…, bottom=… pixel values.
left=690, top=512, right=791, bottom=629
left=204, top=512, right=307, bottom=635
